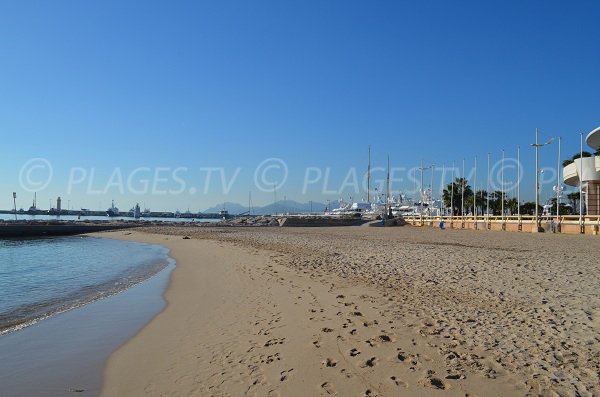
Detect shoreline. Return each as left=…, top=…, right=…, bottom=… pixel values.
left=0, top=244, right=174, bottom=397
left=0, top=236, right=171, bottom=337
left=97, top=227, right=597, bottom=396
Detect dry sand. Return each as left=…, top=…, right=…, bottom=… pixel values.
left=98, top=226, right=599, bottom=397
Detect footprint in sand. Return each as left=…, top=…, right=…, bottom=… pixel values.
left=361, top=357, right=378, bottom=368
left=390, top=376, right=408, bottom=387
left=419, top=376, right=448, bottom=390
left=321, top=382, right=336, bottom=395
left=378, top=334, right=393, bottom=343
left=279, top=368, right=294, bottom=381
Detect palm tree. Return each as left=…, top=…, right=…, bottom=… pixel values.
left=520, top=201, right=539, bottom=215
left=549, top=198, right=570, bottom=215
left=474, top=189, right=487, bottom=215
left=567, top=192, right=579, bottom=212
left=505, top=197, right=518, bottom=215
left=487, top=190, right=504, bottom=215
left=443, top=178, right=473, bottom=215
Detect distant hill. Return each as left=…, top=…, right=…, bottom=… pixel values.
left=203, top=200, right=329, bottom=215
left=202, top=202, right=249, bottom=214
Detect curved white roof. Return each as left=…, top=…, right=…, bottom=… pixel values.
left=586, top=126, right=600, bottom=150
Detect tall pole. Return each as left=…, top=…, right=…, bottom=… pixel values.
left=474, top=156, right=477, bottom=219
left=430, top=164, right=435, bottom=203
left=420, top=159, right=424, bottom=211
left=450, top=161, right=455, bottom=219
left=441, top=163, right=445, bottom=215
left=579, top=132, right=583, bottom=226
left=487, top=153, right=490, bottom=219
left=419, top=160, right=425, bottom=212
left=461, top=159, right=465, bottom=217
left=386, top=155, right=390, bottom=218
left=517, top=145, right=521, bottom=220
left=367, top=145, right=371, bottom=203
left=413, top=167, right=417, bottom=203
left=535, top=128, right=539, bottom=231
left=530, top=130, right=555, bottom=232
left=501, top=150, right=505, bottom=221
left=556, top=137, right=560, bottom=221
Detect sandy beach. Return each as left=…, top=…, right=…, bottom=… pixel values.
left=97, top=226, right=599, bottom=397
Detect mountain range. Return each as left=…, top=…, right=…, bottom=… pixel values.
left=203, top=200, right=330, bottom=215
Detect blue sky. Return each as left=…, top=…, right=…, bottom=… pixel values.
left=1, top=1, right=599, bottom=211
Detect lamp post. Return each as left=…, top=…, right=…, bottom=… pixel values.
left=529, top=128, right=554, bottom=233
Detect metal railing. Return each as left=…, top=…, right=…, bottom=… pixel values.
left=402, top=214, right=600, bottom=234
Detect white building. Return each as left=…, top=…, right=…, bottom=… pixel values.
left=563, top=126, right=600, bottom=215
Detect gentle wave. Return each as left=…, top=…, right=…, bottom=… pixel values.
left=0, top=236, right=171, bottom=335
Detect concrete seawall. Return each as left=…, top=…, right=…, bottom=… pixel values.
left=0, top=222, right=136, bottom=238
left=404, top=215, right=600, bottom=235
left=277, top=217, right=370, bottom=227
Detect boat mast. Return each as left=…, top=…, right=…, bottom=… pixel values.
left=385, top=155, right=390, bottom=217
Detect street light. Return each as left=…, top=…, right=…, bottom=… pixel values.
left=529, top=128, right=554, bottom=232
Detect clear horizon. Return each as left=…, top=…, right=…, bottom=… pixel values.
left=1, top=1, right=599, bottom=212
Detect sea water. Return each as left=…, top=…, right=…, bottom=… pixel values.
left=0, top=236, right=170, bottom=334
left=0, top=236, right=174, bottom=397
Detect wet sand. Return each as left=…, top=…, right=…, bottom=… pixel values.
left=0, top=260, right=173, bottom=397
left=99, top=226, right=599, bottom=397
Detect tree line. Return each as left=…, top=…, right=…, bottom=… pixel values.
left=442, top=178, right=581, bottom=216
